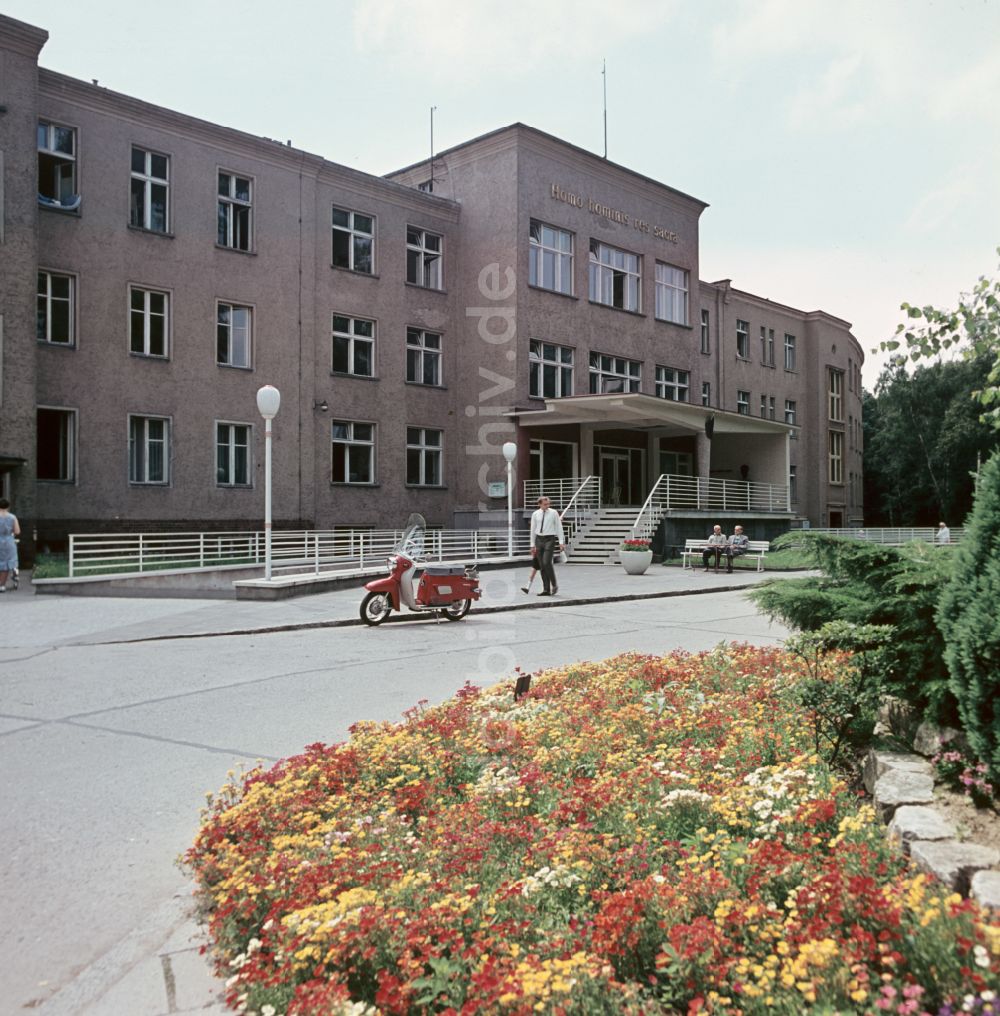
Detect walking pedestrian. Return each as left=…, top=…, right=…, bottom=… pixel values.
left=0, top=499, right=20, bottom=593
left=529, top=496, right=565, bottom=596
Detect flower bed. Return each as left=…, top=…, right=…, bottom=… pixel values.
left=186, top=647, right=999, bottom=1015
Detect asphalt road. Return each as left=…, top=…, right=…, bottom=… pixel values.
left=0, top=574, right=789, bottom=1014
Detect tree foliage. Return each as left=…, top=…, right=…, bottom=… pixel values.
left=750, top=533, right=956, bottom=721
left=936, top=451, right=1000, bottom=782
left=880, top=248, right=1000, bottom=426
left=862, top=355, right=997, bottom=525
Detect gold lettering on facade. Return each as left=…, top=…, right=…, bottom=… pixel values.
left=549, top=182, right=679, bottom=243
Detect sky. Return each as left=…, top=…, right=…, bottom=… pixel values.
left=8, top=0, right=999, bottom=390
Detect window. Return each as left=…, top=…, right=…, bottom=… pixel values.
left=218, top=172, right=252, bottom=251
left=129, top=415, right=169, bottom=484
left=700, top=309, right=710, bottom=353
left=36, top=408, right=76, bottom=482
left=406, top=427, right=442, bottom=486
left=216, top=422, right=251, bottom=486
left=129, top=287, right=169, bottom=358
left=37, top=120, right=77, bottom=205
left=829, top=430, right=844, bottom=484
left=789, top=464, right=797, bottom=503
left=736, top=320, right=749, bottom=359
left=406, top=328, right=442, bottom=386
left=217, top=303, right=252, bottom=368
left=701, top=381, right=711, bottom=406
left=760, top=394, right=768, bottom=418
left=655, top=365, right=690, bottom=402
left=737, top=390, right=750, bottom=415
left=784, top=399, right=797, bottom=426
left=529, top=340, right=573, bottom=398
left=406, top=227, right=442, bottom=289
left=130, top=146, right=169, bottom=232
left=768, top=396, right=775, bottom=420
left=332, top=315, right=375, bottom=377
left=784, top=333, right=797, bottom=371
left=332, top=208, right=374, bottom=274
left=589, top=352, right=641, bottom=393
left=761, top=327, right=774, bottom=366
left=529, top=220, right=573, bottom=294
left=829, top=368, right=844, bottom=421
left=331, top=420, right=375, bottom=484
left=37, top=271, right=74, bottom=346
left=654, top=263, right=688, bottom=324
left=589, top=241, right=641, bottom=312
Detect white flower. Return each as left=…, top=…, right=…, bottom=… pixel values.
left=973, top=944, right=990, bottom=968
left=261, top=1006, right=277, bottom=1016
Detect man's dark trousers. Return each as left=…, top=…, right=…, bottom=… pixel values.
left=535, top=535, right=558, bottom=592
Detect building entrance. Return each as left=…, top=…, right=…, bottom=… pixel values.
left=597, top=446, right=644, bottom=505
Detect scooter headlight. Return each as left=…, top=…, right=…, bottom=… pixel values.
left=386, top=555, right=397, bottom=574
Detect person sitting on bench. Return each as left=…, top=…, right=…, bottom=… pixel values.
left=725, top=525, right=749, bottom=573
left=702, top=525, right=728, bottom=571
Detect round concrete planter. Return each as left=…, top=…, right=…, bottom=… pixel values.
left=620, top=550, right=653, bottom=575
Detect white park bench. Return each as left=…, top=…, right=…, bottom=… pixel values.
left=680, top=538, right=770, bottom=572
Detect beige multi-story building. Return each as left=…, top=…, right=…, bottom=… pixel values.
left=1, top=14, right=864, bottom=561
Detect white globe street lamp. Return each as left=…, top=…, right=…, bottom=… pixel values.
left=502, top=441, right=518, bottom=558
left=256, top=385, right=281, bottom=581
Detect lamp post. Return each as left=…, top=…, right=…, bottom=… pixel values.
left=256, top=385, right=281, bottom=581
left=502, top=441, right=517, bottom=557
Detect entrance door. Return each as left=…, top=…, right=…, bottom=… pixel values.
left=600, top=451, right=630, bottom=505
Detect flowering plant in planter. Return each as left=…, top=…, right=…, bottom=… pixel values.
left=619, top=537, right=652, bottom=551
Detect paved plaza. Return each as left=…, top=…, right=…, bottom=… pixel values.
left=0, top=563, right=791, bottom=1014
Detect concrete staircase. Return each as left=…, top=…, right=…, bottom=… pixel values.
left=566, top=507, right=638, bottom=565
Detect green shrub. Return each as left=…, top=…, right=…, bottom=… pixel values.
left=937, top=451, right=1000, bottom=782
left=750, top=533, right=956, bottom=722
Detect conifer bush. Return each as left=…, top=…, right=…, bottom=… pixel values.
left=937, top=451, right=1000, bottom=782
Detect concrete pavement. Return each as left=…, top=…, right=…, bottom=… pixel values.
left=0, top=561, right=790, bottom=1014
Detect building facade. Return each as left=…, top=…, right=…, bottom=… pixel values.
left=0, top=14, right=864, bottom=559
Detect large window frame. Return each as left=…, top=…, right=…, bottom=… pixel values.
left=784, top=333, right=797, bottom=371
left=332, top=207, right=375, bottom=274
left=736, top=319, right=749, bottom=359
left=36, top=407, right=77, bottom=483
left=829, top=429, right=844, bottom=484
left=529, top=340, right=574, bottom=399
left=37, top=271, right=75, bottom=347
left=331, top=420, right=375, bottom=485
left=589, top=241, right=641, bottom=312
left=654, top=262, right=689, bottom=325
left=218, top=171, right=253, bottom=251
left=760, top=326, right=775, bottom=366
left=128, top=415, right=170, bottom=485
left=406, top=427, right=443, bottom=487
left=655, top=365, right=690, bottom=402
left=829, top=368, right=844, bottom=422
left=589, top=352, right=641, bottom=394
left=217, top=303, right=253, bottom=369
left=216, top=421, right=252, bottom=487
left=406, top=226, right=443, bottom=289
left=129, top=146, right=170, bottom=233
left=332, top=315, right=375, bottom=377
left=736, top=390, right=750, bottom=416
left=129, top=286, right=169, bottom=358
left=529, top=220, right=574, bottom=295
left=37, top=120, right=77, bottom=206
left=406, top=328, right=442, bottom=386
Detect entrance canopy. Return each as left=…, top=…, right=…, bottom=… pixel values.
left=511, top=393, right=794, bottom=438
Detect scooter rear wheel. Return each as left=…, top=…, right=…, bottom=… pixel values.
left=360, top=591, right=392, bottom=626
left=439, top=598, right=472, bottom=621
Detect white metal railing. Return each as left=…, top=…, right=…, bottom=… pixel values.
left=522, top=476, right=595, bottom=512
left=67, top=528, right=534, bottom=579
left=787, top=527, right=964, bottom=546
left=558, top=475, right=601, bottom=531
left=631, top=474, right=670, bottom=540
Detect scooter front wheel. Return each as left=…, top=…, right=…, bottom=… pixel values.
left=439, top=598, right=472, bottom=621
left=360, top=591, right=392, bottom=626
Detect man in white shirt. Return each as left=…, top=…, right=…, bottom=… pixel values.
left=529, top=496, right=565, bottom=596
left=936, top=521, right=951, bottom=545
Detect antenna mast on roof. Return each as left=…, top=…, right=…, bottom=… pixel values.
left=429, top=106, right=437, bottom=192
left=602, top=59, right=607, bottom=159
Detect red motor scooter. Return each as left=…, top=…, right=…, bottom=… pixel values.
left=359, top=513, right=481, bottom=626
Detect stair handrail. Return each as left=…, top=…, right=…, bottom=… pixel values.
left=631, top=474, right=670, bottom=540
left=559, top=475, right=600, bottom=532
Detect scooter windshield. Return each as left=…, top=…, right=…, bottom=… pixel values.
left=397, top=513, right=427, bottom=558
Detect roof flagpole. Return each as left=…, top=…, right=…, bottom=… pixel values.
left=602, top=59, right=607, bottom=159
